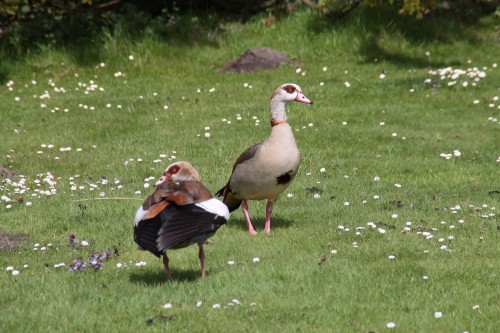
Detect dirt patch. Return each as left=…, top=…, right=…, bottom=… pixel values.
left=0, top=229, right=28, bottom=250
left=0, top=166, right=16, bottom=180
left=219, top=47, right=294, bottom=73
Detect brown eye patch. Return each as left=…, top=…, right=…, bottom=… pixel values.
left=169, top=166, right=179, bottom=174
left=283, top=85, right=296, bottom=94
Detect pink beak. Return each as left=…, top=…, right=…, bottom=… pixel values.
left=295, top=91, right=313, bottom=104
left=155, top=175, right=167, bottom=186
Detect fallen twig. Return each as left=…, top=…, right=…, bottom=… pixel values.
left=72, top=197, right=142, bottom=202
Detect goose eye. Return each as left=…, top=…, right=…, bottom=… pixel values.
left=169, top=166, right=179, bottom=174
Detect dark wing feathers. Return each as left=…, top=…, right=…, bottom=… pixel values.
left=134, top=181, right=225, bottom=256
left=134, top=208, right=171, bottom=257
left=219, top=192, right=242, bottom=212
left=157, top=204, right=227, bottom=251
left=215, top=143, right=261, bottom=202
left=231, top=143, right=261, bottom=171
left=214, top=186, right=225, bottom=198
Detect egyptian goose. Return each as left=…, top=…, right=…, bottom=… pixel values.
left=216, top=83, right=312, bottom=234
left=134, top=161, right=230, bottom=279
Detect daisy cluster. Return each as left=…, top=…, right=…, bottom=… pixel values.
left=60, top=259, right=145, bottom=270
left=67, top=174, right=123, bottom=197
left=422, top=64, right=499, bottom=136
left=330, top=199, right=495, bottom=256
left=1, top=148, right=180, bottom=209
left=8, top=73, right=108, bottom=113
left=113, top=260, right=148, bottom=268
left=439, top=149, right=461, bottom=160
left=1, top=172, right=57, bottom=208
left=304, top=166, right=496, bottom=257
left=35, top=143, right=90, bottom=159
left=5, top=264, right=28, bottom=276
left=226, top=255, right=261, bottom=266
left=8, top=251, right=147, bottom=275
left=466, top=203, right=496, bottom=219
left=4, top=235, right=116, bottom=275
left=333, top=216, right=462, bottom=254
left=161, top=298, right=253, bottom=311
left=474, top=94, right=499, bottom=129
left=34, top=242, right=54, bottom=251
left=424, top=65, right=490, bottom=88
left=325, top=208, right=486, bottom=331
left=9, top=56, right=162, bottom=123
left=385, top=308, right=472, bottom=328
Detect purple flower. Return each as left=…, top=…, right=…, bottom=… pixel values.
left=99, top=247, right=110, bottom=261
left=67, top=258, right=86, bottom=272
left=67, top=247, right=111, bottom=272
left=88, top=255, right=103, bottom=270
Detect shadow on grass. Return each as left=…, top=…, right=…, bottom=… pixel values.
left=129, top=267, right=201, bottom=285
left=306, top=6, right=491, bottom=68
left=1, top=5, right=495, bottom=83
left=226, top=215, right=295, bottom=232
left=357, top=38, right=462, bottom=68
left=0, top=10, right=222, bottom=83
left=0, top=65, right=9, bottom=87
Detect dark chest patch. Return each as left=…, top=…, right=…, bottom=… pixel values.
left=276, top=170, right=294, bottom=185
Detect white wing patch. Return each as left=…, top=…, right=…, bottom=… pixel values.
left=196, top=198, right=230, bottom=221
left=134, top=206, right=147, bottom=226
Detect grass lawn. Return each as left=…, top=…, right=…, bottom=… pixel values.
left=1, top=8, right=499, bottom=333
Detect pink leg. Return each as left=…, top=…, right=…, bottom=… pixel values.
left=241, top=200, right=257, bottom=235
left=264, top=201, right=274, bottom=234
left=162, top=254, right=173, bottom=279
left=198, top=244, right=206, bottom=279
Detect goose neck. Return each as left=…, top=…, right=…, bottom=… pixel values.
left=269, top=98, right=287, bottom=122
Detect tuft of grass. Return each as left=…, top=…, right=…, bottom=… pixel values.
left=1, top=8, right=499, bottom=333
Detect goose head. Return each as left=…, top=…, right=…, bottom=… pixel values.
left=272, top=83, right=313, bottom=105
left=155, top=161, right=200, bottom=186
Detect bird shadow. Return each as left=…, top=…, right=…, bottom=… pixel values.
left=129, top=268, right=201, bottom=285
left=226, top=215, right=295, bottom=232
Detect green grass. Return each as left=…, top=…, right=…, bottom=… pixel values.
left=1, top=9, right=499, bottom=333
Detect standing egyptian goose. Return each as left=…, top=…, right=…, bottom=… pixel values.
left=216, top=83, right=312, bottom=234
left=134, top=161, right=230, bottom=279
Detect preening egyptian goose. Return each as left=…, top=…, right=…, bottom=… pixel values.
left=134, top=161, right=230, bottom=279
left=216, top=83, right=313, bottom=235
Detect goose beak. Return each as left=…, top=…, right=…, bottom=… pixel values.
left=295, top=92, right=313, bottom=104
left=155, top=174, right=168, bottom=186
